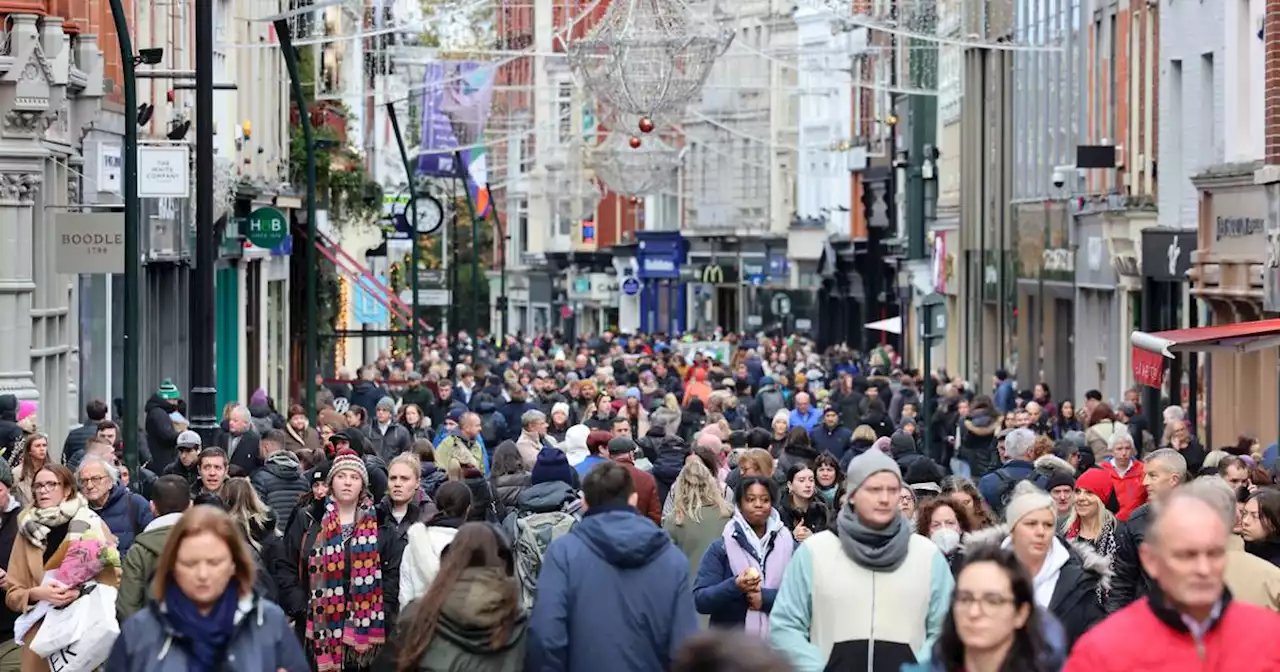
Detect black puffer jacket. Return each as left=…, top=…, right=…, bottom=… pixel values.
left=464, top=474, right=496, bottom=522
left=420, top=462, right=448, bottom=499
left=491, top=471, right=530, bottom=521
left=364, top=454, right=389, bottom=502
left=370, top=421, right=414, bottom=462
left=960, top=409, right=1002, bottom=477
left=0, top=395, right=20, bottom=456
left=774, top=442, right=821, bottom=485
left=1106, top=502, right=1152, bottom=613
left=143, top=393, right=180, bottom=472
left=251, top=451, right=311, bottom=533
left=649, top=436, right=690, bottom=505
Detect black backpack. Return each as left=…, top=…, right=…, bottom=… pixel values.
left=990, top=470, right=1025, bottom=519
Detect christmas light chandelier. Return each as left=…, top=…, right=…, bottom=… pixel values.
left=590, top=131, right=683, bottom=196
left=567, top=0, right=734, bottom=118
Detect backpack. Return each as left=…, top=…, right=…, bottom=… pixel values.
left=990, top=470, right=1025, bottom=519
left=504, top=509, right=577, bottom=608
left=758, top=390, right=785, bottom=423
left=480, top=413, right=503, bottom=448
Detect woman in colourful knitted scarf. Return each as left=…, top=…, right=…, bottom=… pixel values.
left=282, top=449, right=402, bottom=671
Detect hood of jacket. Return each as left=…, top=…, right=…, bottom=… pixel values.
left=572, top=506, right=671, bottom=569
left=964, top=411, right=1000, bottom=436
left=516, top=481, right=577, bottom=513
left=889, top=431, right=919, bottom=458
left=132, top=520, right=176, bottom=558
left=351, top=380, right=378, bottom=396
left=961, top=524, right=1113, bottom=593
left=262, top=450, right=302, bottom=479
left=1034, top=454, right=1076, bottom=479
left=474, top=398, right=499, bottom=414
left=0, top=395, right=14, bottom=422
left=435, top=567, right=527, bottom=654
left=143, top=393, right=171, bottom=415
left=98, top=482, right=131, bottom=511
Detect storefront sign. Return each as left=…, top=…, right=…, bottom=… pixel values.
left=55, top=213, right=124, bottom=274
left=1208, top=186, right=1268, bottom=256
left=98, top=144, right=121, bottom=194
left=1042, top=248, right=1075, bottom=273
left=700, top=264, right=726, bottom=284
left=1131, top=346, right=1167, bottom=388
left=137, top=145, right=190, bottom=198
left=1141, top=229, right=1195, bottom=282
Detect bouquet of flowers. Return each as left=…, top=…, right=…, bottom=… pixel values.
left=54, top=538, right=121, bottom=588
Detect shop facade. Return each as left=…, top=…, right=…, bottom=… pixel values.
left=1014, top=200, right=1074, bottom=400
left=1191, top=162, right=1272, bottom=446
left=1073, top=215, right=1123, bottom=402
left=565, top=270, right=620, bottom=336
left=635, top=231, right=687, bottom=334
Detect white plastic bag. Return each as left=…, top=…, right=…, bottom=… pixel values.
left=29, top=583, right=119, bottom=672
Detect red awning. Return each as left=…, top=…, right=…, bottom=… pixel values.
left=1129, top=319, right=1280, bottom=387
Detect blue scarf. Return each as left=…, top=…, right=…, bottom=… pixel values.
left=163, top=582, right=240, bottom=672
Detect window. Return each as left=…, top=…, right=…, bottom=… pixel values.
left=515, top=199, right=529, bottom=256
left=1200, top=53, right=1214, bottom=165
left=556, top=82, right=572, bottom=143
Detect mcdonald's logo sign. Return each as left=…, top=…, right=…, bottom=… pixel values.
left=701, top=264, right=725, bottom=284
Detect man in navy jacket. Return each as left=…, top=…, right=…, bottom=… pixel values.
left=526, top=461, right=698, bottom=672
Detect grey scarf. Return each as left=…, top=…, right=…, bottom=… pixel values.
left=836, top=505, right=912, bottom=571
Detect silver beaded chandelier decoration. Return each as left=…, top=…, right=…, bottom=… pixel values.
left=567, top=0, right=733, bottom=122
left=590, top=131, right=683, bottom=196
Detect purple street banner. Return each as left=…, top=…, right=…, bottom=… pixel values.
left=416, top=61, right=496, bottom=217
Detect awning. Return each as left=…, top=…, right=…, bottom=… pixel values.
left=866, top=316, right=902, bottom=335
left=1130, top=318, right=1280, bottom=387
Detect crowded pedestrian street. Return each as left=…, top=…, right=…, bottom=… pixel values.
left=5, top=0, right=1280, bottom=668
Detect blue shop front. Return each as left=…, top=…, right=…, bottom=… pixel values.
left=636, top=231, right=687, bottom=334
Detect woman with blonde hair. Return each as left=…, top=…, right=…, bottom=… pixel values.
left=108, top=505, right=308, bottom=669
left=664, top=459, right=735, bottom=580
left=221, top=477, right=283, bottom=602
left=1066, top=469, right=1119, bottom=564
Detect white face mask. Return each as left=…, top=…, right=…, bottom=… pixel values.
left=931, top=527, right=961, bottom=555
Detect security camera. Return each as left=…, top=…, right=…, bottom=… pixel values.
left=1051, top=170, right=1066, bottom=189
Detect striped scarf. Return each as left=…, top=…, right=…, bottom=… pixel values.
left=305, top=497, right=385, bottom=671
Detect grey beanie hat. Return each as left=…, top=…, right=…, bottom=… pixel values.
left=376, top=396, right=396, bottom=413
left=844, top=447, right=903, bottom=494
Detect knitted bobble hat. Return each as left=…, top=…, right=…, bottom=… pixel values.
left=327, top=449, right=369, bottom=488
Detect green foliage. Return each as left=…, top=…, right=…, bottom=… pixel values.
left=287, top=123, right=381, bottom=225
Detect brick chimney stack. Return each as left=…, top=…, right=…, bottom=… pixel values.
left=1267, top=0, right=1280, bottom=164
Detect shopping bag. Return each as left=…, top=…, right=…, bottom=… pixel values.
left=29, top=583, right=119, bottom=672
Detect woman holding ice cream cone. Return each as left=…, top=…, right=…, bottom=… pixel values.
left=692, top=476, right=796, bottom=636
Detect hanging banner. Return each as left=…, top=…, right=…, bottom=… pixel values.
left=416, top=61, right=496, bottom=218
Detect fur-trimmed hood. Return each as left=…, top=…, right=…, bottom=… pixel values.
left=963, top=411, right=1001, bottom=437
left=960, top=524, right=1113, bottom=592
left=1034, top=454, right=1076, bottom=479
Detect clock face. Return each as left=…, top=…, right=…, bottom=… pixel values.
left=416, top=196, right=444, bottom=233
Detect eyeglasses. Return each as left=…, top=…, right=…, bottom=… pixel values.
left=80, top=475, right=110, bottom=486
left=955, top=592, right=1016, bottom=614
left=32, top=482, right=60, bottom=492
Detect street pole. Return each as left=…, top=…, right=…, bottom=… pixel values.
left=923, top=333, right=933, bottom=455
left=386, top=102, right=419, bottom=357
left=188, top=0, right=218, bottom=447
left=274, top=19, right=319, bottom=421
left=455, top=151, right=481, bottom=336
left=486, top=182, right=508, bottom=341
left=108, top=0, right=140, bottom=476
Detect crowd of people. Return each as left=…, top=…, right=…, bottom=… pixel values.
left=0, top=330, right=1276, bottom=671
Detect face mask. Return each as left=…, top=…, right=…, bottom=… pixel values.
left=931, top=527, right=961, bottom=555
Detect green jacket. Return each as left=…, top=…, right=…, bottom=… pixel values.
left=436, top=433, right=486, bottom=475
left=116, top=516, right=178, bottom=622
left=406, top=567, right=527, bottom=672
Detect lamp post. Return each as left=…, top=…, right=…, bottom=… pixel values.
left=273, top=19, right=319, bottom=421
left=186, top=0, right=219, bottom=446
left=107, top=0, right=140, bottom=475
left=386, top=102, right=419, bottom=356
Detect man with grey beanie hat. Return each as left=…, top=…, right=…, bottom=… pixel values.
left=370, top=395, right=412, bottom=461
left=770, top=448, right=954, bottom=671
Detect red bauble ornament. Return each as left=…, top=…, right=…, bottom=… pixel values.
left=629, top=136, right=642, bottom=149
left=638, top=117, right=655, bottom=134
left=628, top=196, right=639, bottom=204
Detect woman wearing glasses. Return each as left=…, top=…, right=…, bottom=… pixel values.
left=6, top=464, right=120, bottom=672
left=905, top=544, right=1067, bottom=671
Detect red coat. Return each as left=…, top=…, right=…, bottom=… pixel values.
left=1101, top=459, right=1148, bottom=521
left=613, top=456, right=661, bottom=525
left=1064, top=596, right=1280, bottom=672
